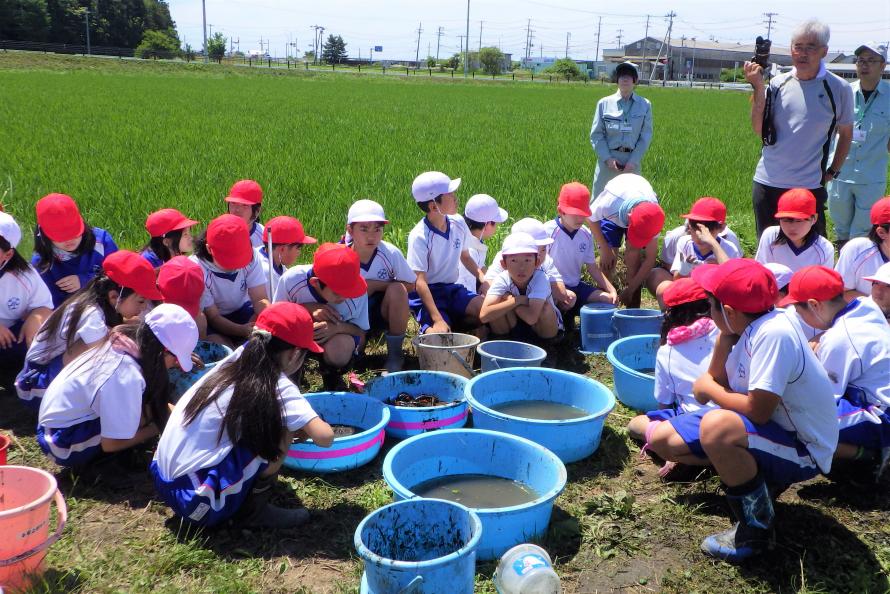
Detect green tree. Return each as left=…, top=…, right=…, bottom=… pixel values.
left=182, top=42, right=195, bottom=62
left=206, top=31, right=226, bottom=62
left=720, top=67, right=743, bottom=82
left=426, top=55, right=436, bottom=67
left=546, top=58, right=584, bottom=80
left=0, top=0, right=50, bottom=41
left=478, top=46, right=505, bottom=75
left=321, top=33, right=347, bottom=63
left=444, top=53, right=459, bottom=69
left=134, top=28, right=178, bottom=58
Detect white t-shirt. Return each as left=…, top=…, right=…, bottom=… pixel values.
left=543, top=218, right=596, bottom=288
left=406, top=215, right=467, bottom=285
left=589, top=189, right=658, bottom=226
left=817, top=298, right=890, bottom=409
left=654, top=325, right=719, bottom=413
left=754, top=226, right=835, bottom=272
left=724, top=308, right=838, bottom=473
left=458, top=232, right=488, bottom=293
left=355, top=241, right=416, bottom=285
left=835, top=237, right=888, bottom=295
left=275, top=264, right=369, bottom=331
left=248, top=221, right=264, bottom=248
left=487, top=269, right=563, bottom=330
left=254, top=246, right=285, bottom=300
left=38, top=342, right=144, bottom=439
left=192, top=252, right=266, bottom=315
left=670, top=235, right=742, bottom=276
left=153, top=346, right=318, bottom=480
left=485, top=252, right=562, bottom=284
left=0, top=266, right=53, bottom=328
left=661, top=225, right=742, bottom=266
left=26, top=305, right=107, bottom=365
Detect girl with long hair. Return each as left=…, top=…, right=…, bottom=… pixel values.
left=141, top=208, right=199, bottom=267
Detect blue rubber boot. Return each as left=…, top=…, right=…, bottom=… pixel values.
left=701, top=476, right=775, bottom=562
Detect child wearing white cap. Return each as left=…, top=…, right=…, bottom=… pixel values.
left=407, top=171, right=485, bottom=334
left=37, top=304, right=198, bottom=470
left=456, top=194, right=508, bottom=295
left=480, top=232, right=562, bottom=341
left=864, top=262, right=890, bottom=323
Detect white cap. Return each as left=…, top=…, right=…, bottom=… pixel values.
left=464, top=194, right=508, bottom=223
left=863, top=262, right=890, bottom=286
left=511, top=217, right=553, bottom=246
left=855, top=42, right=887, bottom=61
left=347, top=199, right=389, bottom=225
left=145, top=303, right=199, bottom=373
left=598, top=173, right=657, bottom=203
left=764, top=262, right=793, bottom=290
left=411, top=171, right=461, bottom=202
left=0, top=212, right=22, bottom=249
left=501, top=232, right=539, bottom=256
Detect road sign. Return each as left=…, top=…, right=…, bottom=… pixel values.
left=374, top=46, right=383, bottom=52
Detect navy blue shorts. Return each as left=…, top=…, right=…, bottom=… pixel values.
left=409, top=283, right=478, bottom=333
left=566, top=281, right=602, bottom=306
left=16, top=354, right=64, bottom=411
left=37, top=418, right=103, bottom=468
left=599, top=220, right=626, bottom=249
left=836, top=387, right=890, bottom=451
left=0, top=320, right=27, bottom=368
left=368, top=292, right=386, bottom=333
left=221, top=302, right=255, bottom=326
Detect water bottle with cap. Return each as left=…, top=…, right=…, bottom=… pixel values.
left=493, top=543, right=561, bottom=594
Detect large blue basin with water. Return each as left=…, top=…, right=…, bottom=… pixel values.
left=607, top=334, right=659, bottom=411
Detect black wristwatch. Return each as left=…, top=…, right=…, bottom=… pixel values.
left=825, top=168, right=838, bottom=179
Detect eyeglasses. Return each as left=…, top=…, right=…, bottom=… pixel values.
left=792, top=43, right=824, bottom=53
left=856, top=58, right=884, bottom=66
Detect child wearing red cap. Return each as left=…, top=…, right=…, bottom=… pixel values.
left=659, top=203, right=742, bottom=274
left=835, top=196, right=890, bottom=298
left=587, top=174, right=665, bottom=307
left=256, top=216, right=317, bottom=298
left=152, top=302, right=334, bottom=528
left=544, top=182, right=617, bottom=319
left=781, top=266, right=890, bottom=480
left=192, top=214, right=270, bottom=346
left=647, top=259, right=837, bottom=562
left=32, top=193, right=119, bottom=307
left=16, top=251, right=163, bottom=410
left=225, top=179, right=265, bottom=248
left=275, top=243, right=369, bottom=389
left=158, top=256, right=208, bottom=338
left=754, top=189, right=834, bottom=273
left=142, top=208, right=199, bottom=268
left=345, top=200, right=415, bottom=373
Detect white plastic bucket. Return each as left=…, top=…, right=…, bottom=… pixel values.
left=412, top=332, right=480, bottom=378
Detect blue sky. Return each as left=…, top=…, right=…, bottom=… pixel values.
left=168, top=0, right=890, bottom=60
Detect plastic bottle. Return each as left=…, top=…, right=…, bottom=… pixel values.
left=493, top=544, right=561, bottom=594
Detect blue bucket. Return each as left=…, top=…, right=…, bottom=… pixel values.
left=477, top=341, right=546, bottom=373
left=365, top=371, right=468, bottom=439
left=167, top=341, right=233, bottom=403
left=606, top=334, right=659, bottom=411
left=579, top=303, right=617, bottom=354
left=355, top=498, right=482, bottom=594
left=465, top=368, right=616, bottom=463
left=612, top=308, right=663, bottom=339
left=284, top=392, right=390, bottom=474
left=384, top=429, right=567, bottom=561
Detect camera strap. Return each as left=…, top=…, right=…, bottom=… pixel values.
left=820, top=79, right=837, bottom=175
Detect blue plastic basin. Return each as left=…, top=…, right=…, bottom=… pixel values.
left=477, top=340, right=546, bottom=373
left=612, top=308, right=663, bottom=339
left=579, top=303, right=618, bottom=354
left=364, top=371, right=468, bottom=439
left=167, top=341, right=233, bottom=403
left=606, top=334, right=659, bottom=411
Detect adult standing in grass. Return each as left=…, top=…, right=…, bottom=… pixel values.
left=745, top=19, right=854, bottom=239
left=590, top=62, right=653, bottom=199
left=827, top=43, right=890, bottom=249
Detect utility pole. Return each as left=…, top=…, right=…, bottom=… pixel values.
left=665, top=11, right=675, bottom=81
left=415, top=22, right=423, bottom=67
left=318, top=28, right=324, bottom=62
left=478, top=20, right=483, bottom=53
left=763, top=12, right=778, bottom=39
left=641, top=15, right=650, bottom=78
left=201, top=0, right=207, bottom=62
left=594, top=17, right=601, bottom=63
left=209, top=24, right=213, bottom=38
left=616, top=29, right=623, bottom=49
left=436, top=26, right=443, bottom=61
left=524, top=19, right=532, bottom=63
left=83, top=8, right=90, bottom=55
left=690, top=37, right=697, bottom=84
left=565, top=32, right=570, bottom=58
left=459, top=35, right=466, bottom=67
left=680, top=34, right=686, bottom=79
left=464, top=0, right=470, bottom=77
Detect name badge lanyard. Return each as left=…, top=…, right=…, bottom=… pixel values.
left=855, top=90, right=876, bottom=129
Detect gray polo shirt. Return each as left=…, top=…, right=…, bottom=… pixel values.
left=754, top=66, right=854, bottom=189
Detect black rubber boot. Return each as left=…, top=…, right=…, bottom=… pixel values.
left=235, top=475, right=309, bottom=529
left=321, top=367, right=349, bottom=391
left=700, top=475, right=775, bottom=562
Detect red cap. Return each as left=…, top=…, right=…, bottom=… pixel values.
left=691, top=259, right=777, bottom=313
left=313, top=243, right=368, bottom=299
left=262, top=216, right=317, bottom=245
left=681, top=197, right=726, bottom=224
left=255, top=302, right=323, bottom=352
left=557, top=182, right=592, bottom=217
left=627, top=202, right=665, bottom=249
left=158, top=256, right=204, bottom=318
left=870, top=197, right=890, bottom=225
left=103, top=250, right=164, bottom=301
left=225, top=180, right=263, bottom=206
left=663, top=277, right=708, bottom=307
left=36, top=193, right=85, bottom=242
left=774, top=188, right=816, bottom=219
left=778, top=265, right=844, bottom=307
left=145, top=209, right=199, bottom=238
left=207, top=214, right=253, bottom=270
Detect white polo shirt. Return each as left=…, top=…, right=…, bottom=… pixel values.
left=407, top=215, right=467, bottom=285
left=254, top=246, right=285, bottom=299
left=588, top=184, right=658, bottom=226
left=458, top=232, right=488, bottom=293
left=654, top=325, right=719, bottom=413
left=670, top=235, right=742, bottom=275
left=153, top=346, right=318, bottom=480
left=661, top=224, right=742, bottom=265
left=274, top=264, right=369, bottom=331
left=487, top=269, right=563, bottom=330
left=0, top=266, right=53, bottom=328
left=248, top=221, right=264, bottom=248
left=485, top=253, right=562, bottom=284
left=355, top=241, right=416, bottom=285
left=26, top=305, right=107, bottom=365
left=192, top=253, right=266, bottom=316
left=543, top=217, right=596, bottom=288
left=724, top=308, right=838, bottom=473
left=754, top=226, right=835, bottom=271
left=835, top=237, right=888, bottom=295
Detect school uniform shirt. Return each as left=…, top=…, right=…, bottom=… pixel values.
left=32, top=227, right=119, bottom=307
left=254, top=246, right=285, bottom=299
left=670, top=235, right=742, bottom=275
left=487, top=269, right=563, bottom=330
left=654, top=325, right=719, bottom=413
left=457, top=232, right=488, bottom=293
left=248, top=221, right=264, bottom=248
left=723, top=308, right=838, bottom=473
left=191, top=252, right=266, bottom=316
left=817, top=298, right=890, bottom=409
left=588, top=189, right=658, bottom=227
left=754, top=226, right=834, bottom=271
left=38, top=342, right=144, bottom=438
left=0, top=265, right=53, bottom=329
left=153, top=346, right=318, bottom=480
left=25, top=305, right=107, bottom=365
left=543, top=218, right=596, bottom=288
left=274, top=265, right=370, bottom=331
left=485, top=253, right=563, bottom=284
left=835, top=237, right=888, bottom=295
left=661, top=225, right=742, bottom=266
left=354, top=240, right=416, bottom=285
left=406, top=215, right=467, bottom=285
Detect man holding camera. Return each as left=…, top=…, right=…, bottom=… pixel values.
left=745, top=20, right=854, bottom=239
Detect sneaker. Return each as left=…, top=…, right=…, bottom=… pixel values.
left=700, top=522, right=774, bottom=562
left=241, top=502, right=310, bottom=529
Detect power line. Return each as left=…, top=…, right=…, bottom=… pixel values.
left=763, top=12, right=778, bottom=39
left=415, top=22, right=423, bottom=65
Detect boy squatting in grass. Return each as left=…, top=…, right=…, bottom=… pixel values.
left=645, top=259, right=838, bottom=562
left=456, top=193, right=508, bottom=294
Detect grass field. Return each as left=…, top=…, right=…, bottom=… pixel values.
left=1, top=53, right=888, bottom=594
